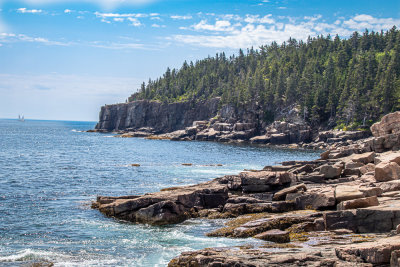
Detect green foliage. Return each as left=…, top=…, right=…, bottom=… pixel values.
left=129, top=27, right=400, bottom=126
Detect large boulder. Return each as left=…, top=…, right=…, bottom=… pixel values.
left=371, top=111, right=400, bottom=137
left=272, top=183, right=307, bottom=201
left=254, top=229, right=290, bottom=243
left=319, top=164, right=343, bottom=179
left=374, top=161, right=400, bottom=182
left=94, top=180, right=229, bottom=225
left=239, top=171, right=293, bottom=193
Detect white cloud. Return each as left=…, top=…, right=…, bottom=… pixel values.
left=151, top=23, right=165, bottom=28
left=304, top=15, right=322, bottom=22
left=64, top=9, right=72, bottom=13
left=94, top=11, right=145, bottom=25
left=172, top=14, right=400, bottom=49
left=127, top=17, right=142, bottom=27
left=170, top=15, right=192, bottom=20
left=94, top=12, right=147, bottom=18
left=244, top=14, right=274, bottom=24
left=0, top=32, right=70, bottom=46
left=17, top=7, right=43, bottom=13
left=215, top=14, right=241, bottom=22
left=192, top=20, right=234, bottom=32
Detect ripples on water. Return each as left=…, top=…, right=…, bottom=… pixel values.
left=0, top=119, right=319, bottom=266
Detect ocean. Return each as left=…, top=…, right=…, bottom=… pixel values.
left=0, top=119, right=319, bottom=266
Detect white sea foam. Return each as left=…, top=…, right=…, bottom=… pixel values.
left=0, top=248, right=68, bottom=262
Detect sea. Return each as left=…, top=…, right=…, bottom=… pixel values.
left=0, top=119, right=320, bottom=266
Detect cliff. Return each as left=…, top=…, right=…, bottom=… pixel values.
left=95, top=98, right=220, bottom=133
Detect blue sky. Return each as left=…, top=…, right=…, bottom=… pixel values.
left=0, top=0, right=399, bottom=121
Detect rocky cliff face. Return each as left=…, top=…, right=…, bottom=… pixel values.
left=95, top=98, right=221, bottom=133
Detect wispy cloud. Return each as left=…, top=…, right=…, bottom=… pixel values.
left=151, top=23, right=166, bottom=28
left=94, top=11, right=146, bottom=25
left=17, top=7, right=43, bottom=14
left=0, top=32, right=71, bottom=46
left=170, top=15, right=192, bottom=20
left=244, top=14, right=274, bottom=24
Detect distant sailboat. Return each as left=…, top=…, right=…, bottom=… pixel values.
left=18, top=114, right=25, bottom=122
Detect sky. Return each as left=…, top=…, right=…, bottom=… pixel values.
left=0, top=0, right=399, bottom=121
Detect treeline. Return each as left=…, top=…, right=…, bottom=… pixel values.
left=129, top=26, right=400, bottom=128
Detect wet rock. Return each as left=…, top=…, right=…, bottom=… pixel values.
left=254, top=229, right=290, bottom=243
left=116, top=131, right=152, bottom=138
left=336, top=196, right=379, bottom=210
left=270, top=133, right=290, bottom=144
left=374, top=161, right=400, bottom=182
left=250, top=135, right=270, bottom=144
left=94, top=180, right=229, bottom=225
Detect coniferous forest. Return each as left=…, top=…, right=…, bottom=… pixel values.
left=129, top=27, right=400, bottom=129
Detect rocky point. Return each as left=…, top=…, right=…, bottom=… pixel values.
left=92, top=111, right=400, bottom=266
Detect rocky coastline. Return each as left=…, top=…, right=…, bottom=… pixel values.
left=91, top=98, right=371, bottom=151
left=93, top=112, right=400, bottom=266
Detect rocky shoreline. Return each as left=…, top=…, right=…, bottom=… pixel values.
left=93, top=111, right=400, bottom=266
left=91, top=97, right=372, bottom=150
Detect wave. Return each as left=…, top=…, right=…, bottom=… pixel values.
left=0, top=248, right=65, bottom=262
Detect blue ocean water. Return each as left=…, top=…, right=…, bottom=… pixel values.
left=0, top=119, right=319, bottom=266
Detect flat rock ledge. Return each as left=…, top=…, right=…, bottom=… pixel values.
left=92, top=111, right=400, bottom=266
